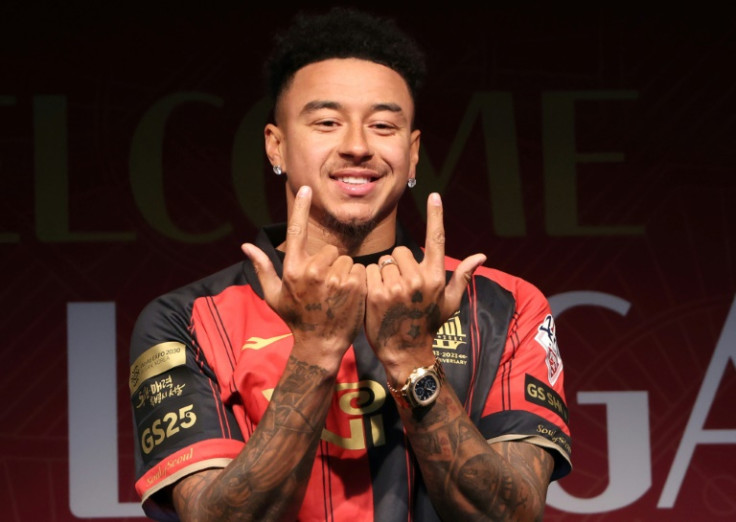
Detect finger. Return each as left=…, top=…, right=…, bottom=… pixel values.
left=424, top=193, right=446, bottom=272
left=392, top=246, right=420, bottom=284
left=313, top=244, right=341, bottom=269
left=348, top=262, right=368, bottom=294
left=378, top=255, right=398, bottom=270
left=378, top=255, right=400, bottom=281
left=241, top=242, right=282, bottom=305
left=442, top=253, right=487, bottom=318
left=391, top=246, right=418, bottom=268
left=326, top=254, right=354, bottom=283
left=365, top=262, right=383, bottom=293
left=284, top=185, right=312, bottom=261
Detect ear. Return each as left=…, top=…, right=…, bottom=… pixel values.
left=264, top=123, right=285, bottom=169
left=409, top=129, right=421, bottom=178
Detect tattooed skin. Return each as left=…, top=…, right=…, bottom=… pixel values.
left=376, top=302, right=441, bottom=348
left=401, top=391, right=554, bottom=522
left=281, top=307, right=317, bottom=332
left=171, top=356, right=334, bottom=522
left=281, top=288, right=359, bottom=338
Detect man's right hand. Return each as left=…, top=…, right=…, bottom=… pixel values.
left=241, top=185, right=367, bottom=372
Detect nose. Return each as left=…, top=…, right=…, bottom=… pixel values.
left=339, top=124, right=373, bottom=162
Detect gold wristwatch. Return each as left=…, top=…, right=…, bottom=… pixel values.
left=387, top=358, right=445, bottom=408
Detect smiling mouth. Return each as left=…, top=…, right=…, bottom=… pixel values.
left=331, top=169, right=382, bottom=185
left=335, top=176, right=373, bottom=185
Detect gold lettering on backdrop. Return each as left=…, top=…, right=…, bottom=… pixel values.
left=34, top=96, right=135, bottom=242
left=130, top=92, right=230, bottom=243
left=129, top=342, right=186, bottom=394
left=542, top=90, right=643, bottom=236
left=14, top=90, right=646, bottom=244
left=411, top=91, right=525, bottom=236
left=231, top=97, right=274, bottom=228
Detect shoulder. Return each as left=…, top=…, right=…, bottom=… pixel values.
left=444, top=254, right=549, bottom=312
left=144, top=261, right=248, bottom=315
left=130, top=261, right=250, bottom=357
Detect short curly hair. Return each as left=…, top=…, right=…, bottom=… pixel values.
left=264, top=7, right=427, bottom=110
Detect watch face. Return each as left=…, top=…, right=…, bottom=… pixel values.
left=412, top=373, right=440, bottom=406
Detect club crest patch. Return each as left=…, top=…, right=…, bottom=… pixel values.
left=534, top=314, right=563, bottom=385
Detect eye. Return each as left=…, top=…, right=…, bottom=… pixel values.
left=313, top=119, right=340, bottom=130
left=371, top=122, right=398, bottom=135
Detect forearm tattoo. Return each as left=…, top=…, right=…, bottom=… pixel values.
left=404, top=395, right=552, bottom=521
left=172, top=356, right=333, bottom=521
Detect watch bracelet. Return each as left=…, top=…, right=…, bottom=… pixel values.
left=386, top=357, right=445, bottom=407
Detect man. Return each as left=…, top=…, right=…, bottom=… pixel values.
left=130, top=7, right=571, bottom=521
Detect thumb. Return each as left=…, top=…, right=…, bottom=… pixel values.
left=241, top=243, right=281, bottom=306
left=442, top=253, right=487, bottom=319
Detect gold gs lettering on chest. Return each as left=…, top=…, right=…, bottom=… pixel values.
left=263, top=380, right=388, bottom=450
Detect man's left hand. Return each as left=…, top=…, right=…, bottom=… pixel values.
left=364, top=192, right=486, bottom=385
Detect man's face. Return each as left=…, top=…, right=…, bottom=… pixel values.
left=265, top=58, right=420, bottom=237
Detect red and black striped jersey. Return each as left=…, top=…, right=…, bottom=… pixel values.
left=129, top=223, right=572, bottom=521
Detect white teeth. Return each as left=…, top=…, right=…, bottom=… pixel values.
left=338, top=176, right=370, bottom=185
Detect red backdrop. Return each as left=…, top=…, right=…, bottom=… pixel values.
left=2, top=4, right=734, bottom=521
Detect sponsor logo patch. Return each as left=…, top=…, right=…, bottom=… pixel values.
left=433, top=311, right=467, bottom=351
left=139, top=403, right=197, bottom=456
left=135, top=372, right=187, bottom=409
left=525, top=374, right=569, bottom=423
left=536, top=422, right=571, bottom=456
left=534, top=314, right=563, bottom=385
left=242, top=333, right=292, bottom=350
left=129, top=341, right=186, bottom=395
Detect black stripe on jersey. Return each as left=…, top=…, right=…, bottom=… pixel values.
left=190, top=332, right=234, bottom=439
left=504, top=311, right=521, bottom=410
left=204, top=296, right=237, bottom=370
left=202, top=295, right=239, bottom=396
left=459, top=276, right=515, bottom=421
left=500, top=360, right=510, bottom=411
left=318, top=440, right=334, bottom=521
left=464, top=275, right=479, bottom=413
left=352, top=330, right=411, bottom=521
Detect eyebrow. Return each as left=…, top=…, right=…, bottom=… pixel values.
left=300, top=100, right=404, bottom=115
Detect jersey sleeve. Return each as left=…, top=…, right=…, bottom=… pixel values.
left=477, top=272, right=572, bottom=481
left=129, top=291, right=245, bottom=520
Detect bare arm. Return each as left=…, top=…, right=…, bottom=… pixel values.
left=398, top=387, right=554, bottom=521
left=172, top=355, right=335, bottom=521
left=172, top=186, right=366, bottom=521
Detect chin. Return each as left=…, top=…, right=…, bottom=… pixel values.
left=323, top=212, right=377, bottom=246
